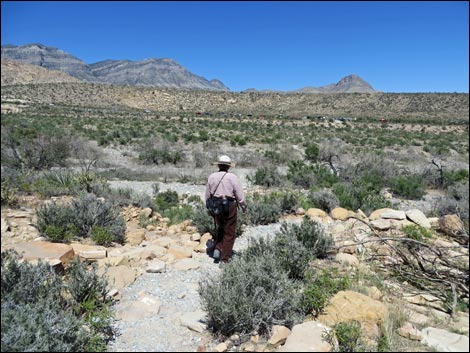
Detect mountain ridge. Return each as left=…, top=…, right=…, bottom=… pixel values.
left=2, top=43, right=375, bottom=93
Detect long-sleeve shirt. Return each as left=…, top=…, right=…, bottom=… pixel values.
left=205, top=171, right=247, bottom=209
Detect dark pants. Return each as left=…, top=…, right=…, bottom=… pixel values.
left=214, top=202, right=237, bottom=262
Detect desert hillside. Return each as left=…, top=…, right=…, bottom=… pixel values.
left=1, top=81, right=468, bottom=120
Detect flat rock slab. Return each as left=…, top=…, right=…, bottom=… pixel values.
left=421, top=327, right=469, bottom=352
left=6, top=241, right=75, bottom=266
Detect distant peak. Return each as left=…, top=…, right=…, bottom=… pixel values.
left=337, top=74, right=366, bottom=84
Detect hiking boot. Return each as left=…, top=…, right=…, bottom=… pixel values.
left=213, top=249, right=220, bottom=261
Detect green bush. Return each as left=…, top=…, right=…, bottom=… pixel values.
left=155, top=190, right=179, bottom=211
left=333, top=182, right=391, bottom=214
left=90, top=226, right=114, bottom=247
left=71, top=194, right=126, bottom=244
left=305, top=143, right=319, bottom=162
left=308, top=189, right=339, bottom=212
left=390, top=175, right=426, bottom=200
left=139, top=146, right=183, bottom=165
left=199, top=254, right=303, bottom=337
left=401, top=225, right=433, bottom=244
left=250, top=166, right=284, bottom=187
left=37, top=203, right=78, bottom=243
left=326, top=320, right=363, bottom=352
left=287, top=160, right=316, bottom=189
left=301, top=268, right=351, bottom=317
left=36, top=194, right=126, bottom=245
left=278, top=216, right=334, bottom=259
left=246, top=194, right=282, bottom=225
left=1, top=178, right=18, bottom=208
left=1, top=250, right=113, bottom=352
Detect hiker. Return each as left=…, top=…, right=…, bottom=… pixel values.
left=205, top=155, right=247, bottom=263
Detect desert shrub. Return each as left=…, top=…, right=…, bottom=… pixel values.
left=301, top=268, right=351, bottom=317
left=246, top=194, right=282, bottom=225
left=106, top=187, right=155, bottom=210
left=436, top=180, right=469, bottom=225
left=1, top=250, right=112, bottom=352
left=443, top=169, right=469, bottom=188
left=191, top=204, right=216, bottom=236
left=308, top=189, right=339, bottom=212
left=199, top=254, right=303, bottom=337
left=401, top=224, right=433, bottom=242
left=1, top=178, right=18, bottom=208
left=71, top=194, right=126, bottom=244
left=272, top=234, right=312, bottom=279
left=155, top=190, right=179, bottom=211
left=333, top=182, right=391, bottom=214
left=325, top=320, right=364, bottom=352
left=139, top=146, right=183, bottom=165
left=250, top=165, right=284, bottom=187
left=390, top=174, right=426, bottom=200
left=279, top=216, right=334, bottom=259
left=311, top=164, right=340, bottom=188
left=37, top=194, right=126, bottom=245
left=36, top=203, right=78, bottom=243
left=1, top=128, right=71, bottom=170
left=90, top=226, right=114, bottom=247
left=163, top=204, right=195, bottom=225
left=287, top=160, right=316, bottom=189
left=305, top=143, right=320, bottom=162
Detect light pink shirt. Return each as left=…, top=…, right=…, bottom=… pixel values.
left=205, top=171, right=247, bottom=209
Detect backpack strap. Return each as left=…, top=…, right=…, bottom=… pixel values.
left=209, top=172, right=228, bottom=198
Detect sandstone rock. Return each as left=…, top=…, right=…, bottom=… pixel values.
left=97, top=255, right=129, bottom=268
left=366, top=286, right=382, bottom=301
left=296, top=207, right=306, bottom=216
left=71, top=243, right=107, bottom=260
left=126, top=229, right=146, bottom=246
left=100, top=265, right=136, bottom=290
left=381, top=210, right=406, bottom=220
left=278, top=320, right=333, bottom=352
left=421, top=327, right=469, bottom=352
left=397, top=322, right=423, bottom=340
left=306, top=208, right=328, bottom=218
left=370, top=219, right=392, bottom=231
left=331, top=207, right=350, bottom=221
left=140, top=207, right=153, bottom=218
left=369, top=208, right=393, bottom=220
left=403, top=293, right=445, bottom=312
left=9, top=241, right=75, bottom=266
left=179, top=310, right=207, bottom=333
left=116, top=296, right=161, bottom=322
left=190, top=232, right=201, bottom=241
left=335, top=253, right=359, bottom=267
left=146, top=259, right=166, bottom=273
left=1, top=218, right=9, bottom=233
left=154, top=236, right=174, bottom=248
left=268, top=325, right=291, bottom=346
left=173, top=258, right=200, bottom=271
left=406, top=209, right=431, bottom=228
left=168, top=245, right=193, bottom=259
left=438, top=214, right=464, bottom=237
left=318, top=290, right=388, bottom=339
left=214, top=342, right=227, bottom=352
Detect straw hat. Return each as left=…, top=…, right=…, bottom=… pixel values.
left=213, top=155, right=235, bottom=167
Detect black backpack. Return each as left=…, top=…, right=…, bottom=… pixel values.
left=206, top=172, right=229, bottom=216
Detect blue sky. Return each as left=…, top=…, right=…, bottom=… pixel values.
left=1, top=1, right=469, bottom=92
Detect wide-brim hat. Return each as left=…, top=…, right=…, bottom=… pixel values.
left=213, top=155, right=235, bottom=167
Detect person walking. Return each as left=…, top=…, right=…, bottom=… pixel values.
left=205, top=155, right=247, bottom=263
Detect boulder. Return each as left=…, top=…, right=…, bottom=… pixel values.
left=318, top=290, right=387, bottom=339
left=406, top=209, right=431, bottom=228
left=278, top=320, right=333, bottom=352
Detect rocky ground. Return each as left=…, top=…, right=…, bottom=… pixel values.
left=1, top=190, right=468, bottom=352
